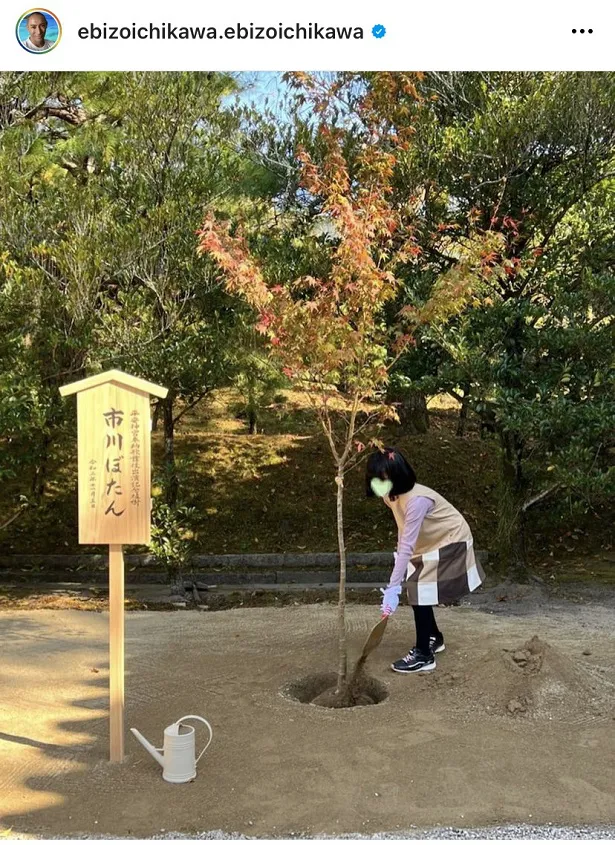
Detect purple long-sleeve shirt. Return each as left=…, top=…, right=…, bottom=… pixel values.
left=387, top=495, right=434, bottom=588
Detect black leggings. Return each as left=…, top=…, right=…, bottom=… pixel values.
left=412, top=605, right=441, bottom=655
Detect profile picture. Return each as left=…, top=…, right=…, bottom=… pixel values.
left=16, top=9, right=61, bottom=54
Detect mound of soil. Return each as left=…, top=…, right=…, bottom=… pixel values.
left=434, top=635, right=611, bottom=722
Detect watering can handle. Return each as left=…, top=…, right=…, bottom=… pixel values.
left=177, top=715, right=213, bottom=764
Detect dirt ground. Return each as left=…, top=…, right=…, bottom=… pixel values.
left=1, top=594, right=614, bottom=839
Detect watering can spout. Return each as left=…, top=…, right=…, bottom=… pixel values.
left=130, top=728, right=164, bottom=767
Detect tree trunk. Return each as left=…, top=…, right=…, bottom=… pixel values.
left=162, top=392, right=179, bottom=507
left=168, top=568, right=186, bottom=598
left=335, top=470, right=348, bottom=693
left=456, top=385, right=471, bottom=437
left=497, top=429, right=528, bottom=579
left=480, top=407, right=497, bottom=439
left=31, top=432, right=53, bottom=504
left=151, top=400, right=161, bottom=432
left=391, top=389, right=430, bottom=434
left=496, top=312, right=529, bottom=579
left=247, top=380, right=257, bottom=434
left=248, top=410, right=257, bottom=435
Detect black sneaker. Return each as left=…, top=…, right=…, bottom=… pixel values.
left=430, top=636, right=445, bottom=654
left=391, top=648, right=436, bottom=673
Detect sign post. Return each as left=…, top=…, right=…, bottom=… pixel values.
left=60, top=369, right=168, bottom=762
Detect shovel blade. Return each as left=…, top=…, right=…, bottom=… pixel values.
left=360, top=615, right=389, bottom=660
left=341, top=616, right=390, bottom=705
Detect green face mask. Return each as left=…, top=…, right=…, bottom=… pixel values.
left=371, top=478, right=393, bottom=498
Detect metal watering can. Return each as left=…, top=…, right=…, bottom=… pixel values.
left=131, top=715, right=213, bottom=783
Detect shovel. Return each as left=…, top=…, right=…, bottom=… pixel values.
left=340, top=615, right=389, bottom=705
left=357, top=614, right=389, bottom=663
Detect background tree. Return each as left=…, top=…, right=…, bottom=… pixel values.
left=375, top=71, right=615, bottom=574
left=0, top=72, right=116, bottom=523
left=0, top=71, right=282, bottom=593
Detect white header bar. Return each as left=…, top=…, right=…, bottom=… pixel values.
left=1, top=0, right=614, bottom=71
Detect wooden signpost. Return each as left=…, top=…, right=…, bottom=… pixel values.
left=60, top=369, right=168, bottom=762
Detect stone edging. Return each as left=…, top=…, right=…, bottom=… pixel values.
left=0, top=551, right=488, bottom=585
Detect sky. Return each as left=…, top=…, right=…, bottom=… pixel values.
left=229, top=71, right=291, bottom=120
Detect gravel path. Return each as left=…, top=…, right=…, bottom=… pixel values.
left=19, top=824, right=615, bottom=839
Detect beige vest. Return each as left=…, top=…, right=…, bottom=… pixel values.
left=389, top=483, right=472, bottom=556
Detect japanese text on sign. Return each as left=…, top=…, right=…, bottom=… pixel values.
left=130, top=409, right=141, bottom=507
left=103, top=407, right=125, bottom=517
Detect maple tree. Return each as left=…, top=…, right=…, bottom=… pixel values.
left=200, top=73, right=494, bottom=693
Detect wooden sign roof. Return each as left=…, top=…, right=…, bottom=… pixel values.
left=59, top=369, right=168, bottom=399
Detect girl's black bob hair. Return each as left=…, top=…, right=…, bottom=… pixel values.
left=365, top=446, right=417, bottom=498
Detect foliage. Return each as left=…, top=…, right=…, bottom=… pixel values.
left=2, top=69, right=612, bottom=595
left=150, top=459, right=197, bottom=590
left=0, top=71, right=271, bottom=518
left=226, top=317, right=288, bottom=433
left=376, top=72, right=615, bottom=570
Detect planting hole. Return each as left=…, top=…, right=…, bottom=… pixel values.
left=282, top=672, right=388, bottom=709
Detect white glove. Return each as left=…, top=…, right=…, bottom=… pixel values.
left=380, top=584, right=402, bottom=616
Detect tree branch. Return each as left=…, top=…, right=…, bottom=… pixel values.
left=0, top=503, right=28, bottom=532
left=521, top=483, right=560, bottom=513
left=173, top=391, right=211, bottom=425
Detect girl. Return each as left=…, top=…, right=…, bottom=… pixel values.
left=366, top=446, right=484, bottom=673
